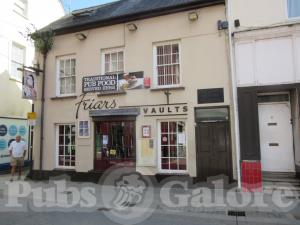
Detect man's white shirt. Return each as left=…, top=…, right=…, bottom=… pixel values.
left=9, top=141, right=27, bottom=158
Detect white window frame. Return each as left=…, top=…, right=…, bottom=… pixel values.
left=55, top=124, right=76, bottom=169
left=286, top=0, right=300, bottom=20
left=101, top=47, right=125, bottom=74
left=78, top=120, right=90, bottom=138
left=153, top=41, right=181, bottom=88
left=10, top=42, right=25, bottom=82
left=13, top=0, right=28, bottom=18
left=157, top=119, right=188, bottom=174
left=56, top=55, right=76, bottom=97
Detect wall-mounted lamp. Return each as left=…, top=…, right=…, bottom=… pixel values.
left=127, top=23, right=138, bottom=32
left=188, top=12, right=198, bottom=21
left=75, top=33, right=87, bottom=41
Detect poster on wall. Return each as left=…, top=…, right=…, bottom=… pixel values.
left=0, top=118, right=28, bottom=166
left=22, top=69, right=37, bottom=100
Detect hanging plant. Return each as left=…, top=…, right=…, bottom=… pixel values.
left=30, top=30, right=55, bottom=56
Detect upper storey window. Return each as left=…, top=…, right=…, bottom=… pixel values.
left=288, top=0, right=300, bottom=18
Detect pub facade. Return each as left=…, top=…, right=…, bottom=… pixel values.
left=32, top=0, right=237, bottom=182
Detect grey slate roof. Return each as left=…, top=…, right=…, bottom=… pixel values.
left=42, top=0, right=224, bottom=35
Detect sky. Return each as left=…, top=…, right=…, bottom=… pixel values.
left=61, top=0, right=118, bottom=12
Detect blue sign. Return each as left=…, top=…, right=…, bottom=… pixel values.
left=0, top=139, right=7, bottom=150
left=0, top=125, right=7, bottom=136
left=9, top=125, right=18, bottom=136
left=19, top=125, right=27, bottom=136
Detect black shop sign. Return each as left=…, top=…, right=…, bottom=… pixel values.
left=82, top=75, right=118, bottom=93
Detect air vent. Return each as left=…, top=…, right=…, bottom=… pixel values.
left=228, top=211, right=246, bottom=217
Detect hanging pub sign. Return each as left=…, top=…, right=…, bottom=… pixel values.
left=82, top=72, right=144, bottom=94
left=22, top=69, right=37, bottom=100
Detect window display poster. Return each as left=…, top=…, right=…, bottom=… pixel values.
left=0, top=118, right=28, bottom=166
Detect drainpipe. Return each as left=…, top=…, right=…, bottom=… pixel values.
left=226, top=0, right=241, bottom=189
left=39, top=53, right=47, bottom=175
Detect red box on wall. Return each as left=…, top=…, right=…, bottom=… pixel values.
left=241, top=161, right=262, bottom=192
left=144, top=77, right=151, bottom=88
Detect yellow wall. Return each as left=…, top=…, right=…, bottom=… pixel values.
left=33, top=5, right=236, bottom=178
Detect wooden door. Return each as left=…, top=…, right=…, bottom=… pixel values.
left=196, top=122, right=232, bottom=181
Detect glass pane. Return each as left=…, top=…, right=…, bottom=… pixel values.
left=118, top=52, right=123, bottom=62
left=169, top=122, right=177, bottom=133
left=59, top=146, right=64, bottom=155
left=161, top=122, right=168, bottom=133
left=164, top=45, right=171, bottom=54
left=157, top=46, right=163, bottom=55
left=179, top=158, right=186, bottom=170
left=60, top=78, right=65, bottom=94
left=170, top=146, right=177, bottom=157
left=195, top=107, right=229, bottom=122
left=161, top=146, right=169, bottom=157
left=65, top=146, right=70, bottom=155
left=65, top=156, right=70, bottom=166
left=59, top=136, right=64, bottom=145
left=170, top=158, right=178, bottom=170
left=105, top=62, right=110, bottom=73
left=59, top=126, right=64, bottom=135
left=83, top=129, right=89, bottom=136
left=71, top=135, right=75, bottom=145
left=59, top=60, right=65, bottom=77
left=161, top=134, right=168, bottom=145
left=112, top=62, right=118, bottom=72
left=288, top=0, right=300, bottom=18
left=161, top=158, right=169, bottom=170
left=111, top=53, right=117, bottom=62
left=178, top=146, right=186, bottom=157
left=169, top=134, right=177, bottom=145
left=65, top=59, right=70, bottom=76
left=59, top=156, right=64, bottom=166
left=71, top=125, right=76, bottom=134
left=71, top=147, right=75, bottom=156
left=105, top=54, right=110, bottom=63
left=65, top=136, right=70, bottom=145
left=172, top=44, right=179, bottom=54
left=178, top=121, right=185, bottom=133
left=71, top=59, right=76, bottom=75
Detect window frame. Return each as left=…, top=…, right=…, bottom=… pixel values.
left=13, top=0, right=28, bottom=18
left=10, top=42, right=25, bottom=82
left=101, top=47, right=125, bottom=74
left=286, top=0, right=300, bottom=20
left=78, top=120, right=90, bottom=138
left=56, top=124, right=76, bottom=169
left=157, top=119, right=188, bottom=174
left=56, top=55, right=76, bottom=97
left=153, top=41, right=182, bottom=88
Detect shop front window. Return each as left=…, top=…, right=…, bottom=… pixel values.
left=57, top=124, right=76, bottom=168
left=159, top=121, right=187, bottom=172
left=95, top=120, right=135, bottom=171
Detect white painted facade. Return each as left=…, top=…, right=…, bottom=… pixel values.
left=0, top=0, right=65, bottom=119
left=227, top=0, right=300, bottom=178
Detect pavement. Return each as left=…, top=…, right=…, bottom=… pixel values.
left=0, top=172, right=299, bottom=225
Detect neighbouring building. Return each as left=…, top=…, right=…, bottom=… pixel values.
left=32, top=0, right=238, bottom=182
left=228, top=0, right=300, bottom=190
left=0, top=0, right=65, bottom=169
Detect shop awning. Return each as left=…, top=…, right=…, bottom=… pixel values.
left=89, top=108, right=140, bottom=117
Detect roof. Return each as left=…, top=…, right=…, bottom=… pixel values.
left=42, top=0, right=224, bottom=35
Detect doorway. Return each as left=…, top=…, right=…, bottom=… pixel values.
left=195, top=107, right=232, bottom=181
left=94, top=119, right=136, bottom=171
left=258, top=93, right=295, bottom=172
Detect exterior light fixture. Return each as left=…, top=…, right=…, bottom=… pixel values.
left=127, top=23, right=138, bottom=31
left=75, top=33, right=87, bottom=40
left=188, top=12, right=198, bottom=21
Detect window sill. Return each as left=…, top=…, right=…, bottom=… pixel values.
left=97, top=90, right=126, bottom=97
left=51, top=95, right=77, bottom=100
left=150, top=86, right=185, bottom=92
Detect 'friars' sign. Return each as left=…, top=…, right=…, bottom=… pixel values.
left=82, top=75, right=118, bottom=93
left=75, top=94, right=117, bottom=118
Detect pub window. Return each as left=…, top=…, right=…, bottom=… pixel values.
left=102, top=48, right=124, bottom=74
left=159, top=121, right=187, bottom=172
left=11, top=42, right=25, bottom=81
left=57, top=56, right=76, bottom=96
left=13, top=0, right=28, bottom=18
left=78, top=120, right=90, bottom=138
left=57, top=124, right=76, bottom=168
left=287, top=0, right=300, bottom=18
left=154, top=42, right=180, bottom=87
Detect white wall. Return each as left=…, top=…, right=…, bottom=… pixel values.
left=0, top=0, right=64, bottom=118
left=234, top=25, right=300, bottom=87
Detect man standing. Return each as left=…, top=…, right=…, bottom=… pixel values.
left=9, top=135, right=27, bottom=181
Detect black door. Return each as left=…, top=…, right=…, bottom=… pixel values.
left=196, top=121, right=232, bottom=181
